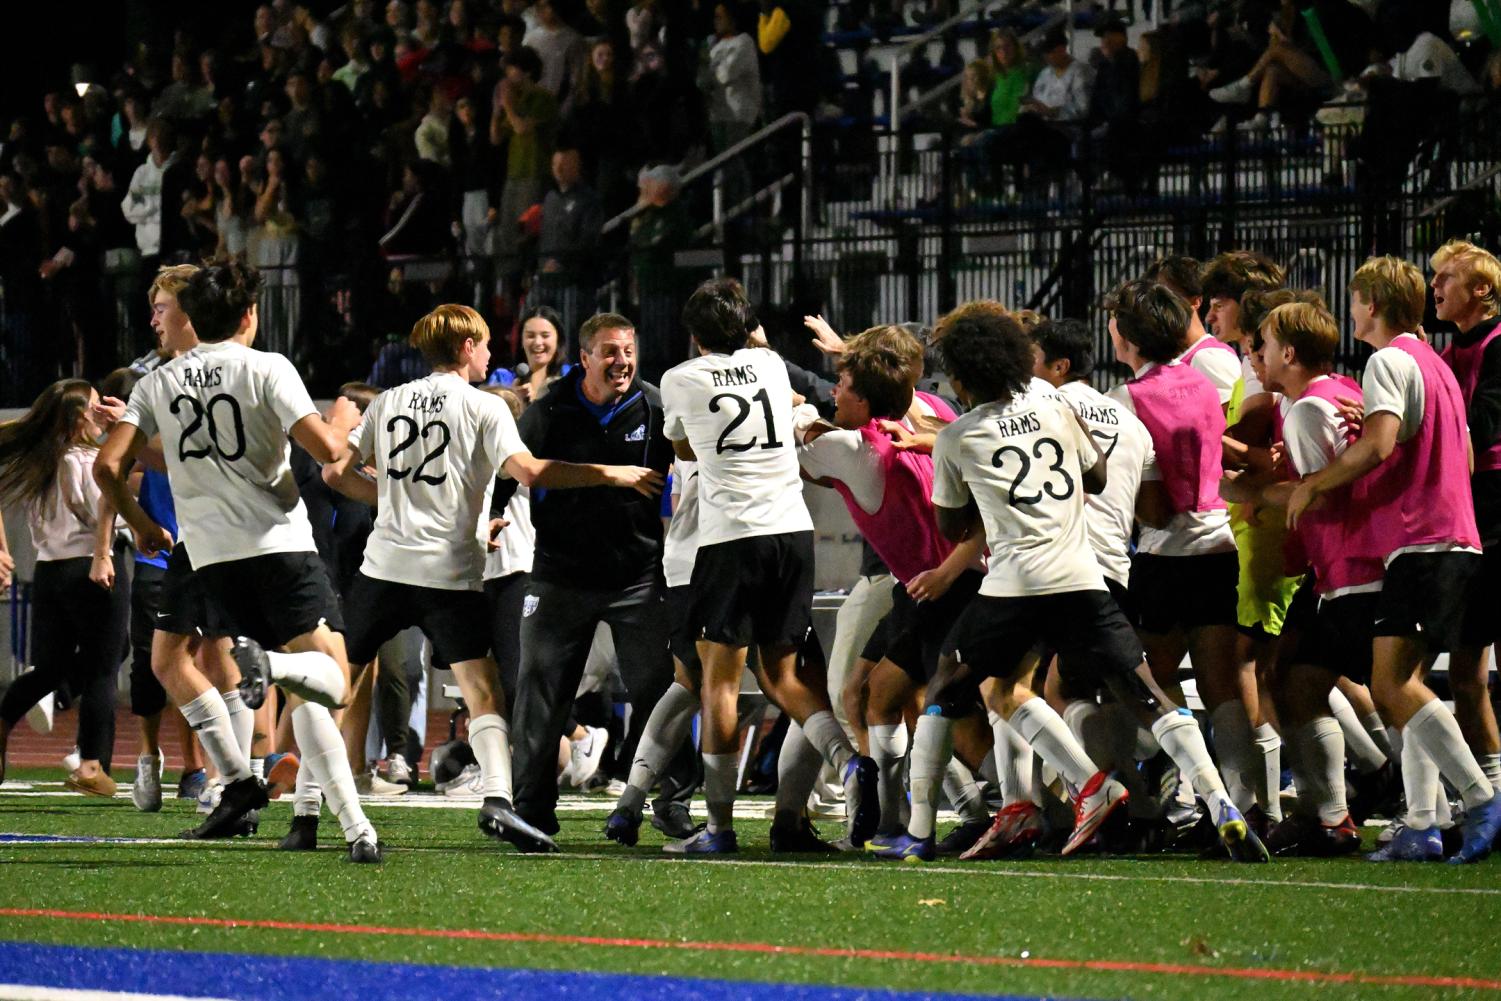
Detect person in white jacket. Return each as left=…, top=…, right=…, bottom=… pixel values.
left=700, top=4, right=762, bottom=210
left=120, top=120, right=177, bottom=261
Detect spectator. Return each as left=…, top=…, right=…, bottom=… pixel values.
left=214, top=156, right=252, bottom=258
left=486, top=303, right=571, bottom=399
left=524, top=0, right=587, bottom=100
left=1088, top=17, right=1141, bottom=187
left=292, top=3, right=334, bottom=52
left=380, top=159, right=452, bottom=256
left=957, top=59, right=996, bottom=133
left=179, top=152, right=220, bottom=259
left=0, top=173, right=47, bottom=400
left=627, top=0, right=663, bottom=56
left=414, top=86, right=455, bottom=166
left=700, top=2, right=761, bottom=209
left=757, top=0, right=821, bottom=115
left=564, top=38, right=635, bottom=213
left=120, top=119, right=180, bottom=271
left=1024, top=28, right=1093, bottom=124
left=249, top=147, right=303, bottom=352
left=152, top=51, right=215, bottom=122
left=333, top=26, right=373, bottom=94
left=453, top=95, right=501, bottom=262
left=1208, top=16, right=1332, bottom=131
left=536, top=146, right=604, bottom=339
left=111, top=93, right=150, bottom=174
left=629, top=163, right=692, bottom=380
left=492, top=46, right=558, bottom=301
left=986, top=28, right=1033, bottom=127
left=283, top=70, right=325, bottom=162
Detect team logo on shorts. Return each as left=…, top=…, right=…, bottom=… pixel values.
left=523, top=595, right=540, bottom=617
left=624, top=424, right=646, bottom=442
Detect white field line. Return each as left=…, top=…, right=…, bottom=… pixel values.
left=0, top=986, right=234, bottom=1001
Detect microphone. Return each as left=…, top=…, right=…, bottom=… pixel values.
left=514, top=362, right=531, bottom=380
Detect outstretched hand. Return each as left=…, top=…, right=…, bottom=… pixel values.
left=876, top=419, right=936, bottom=454
left=605, top=466, right=666, bottom=497
left=804, top=315, right=845, bottom=356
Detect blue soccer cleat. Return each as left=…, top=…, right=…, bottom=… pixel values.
left=1367, top=824, right=1443, bottom=862
left=663, top=827, right=738, bottom=855
left=604, top=806, right=642, bottom=847
left=870, top=832, right=935, bottom=862
left=1213, top=801, right=1271, bottom=864
left=1450, top=792, right=1501, bottom=864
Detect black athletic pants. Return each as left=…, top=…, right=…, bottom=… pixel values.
left=511, top=574, right=673, bottom=833
left=1, top=552, right=129, bottom=770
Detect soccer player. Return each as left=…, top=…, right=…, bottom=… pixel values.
left=1432, top=240, right=1501, bottom=793
left=94, top=259, right=380, bottom=862
left=883, top=304, right=1263, bottom=863
left=321, top=304, right=660, bottom=853
left=660, top=277, right=877, bottom=854
left=1143, top=255, right=1240, bottom=407
left=1229, top=300, right=1369, bottom=856
left=1105, top=279, right=1263, bottom=837
left=1288, top=256, right=1501, bottom=863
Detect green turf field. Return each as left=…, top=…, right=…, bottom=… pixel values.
left=1, top=770, right=1498, bottom=1000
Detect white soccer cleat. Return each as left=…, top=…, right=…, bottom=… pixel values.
left=131, top=754, right=164, bottom=813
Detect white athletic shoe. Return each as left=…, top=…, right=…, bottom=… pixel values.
left=1209, top=75, right=1256, bottom=105
left=25, top=693, right=54, bottom=735
left=355, top=769, right=408, bottom=798
left=132, top=754, right=164, bottom=813
left=385, top=753, right=415, bottom=787
left=441, top=763, right=484, bottom=799
left=567, top=726, right=610, bottom=789
left=62, top=746, right=82, bottom=773
left=197, top=781, right=224, bottom=815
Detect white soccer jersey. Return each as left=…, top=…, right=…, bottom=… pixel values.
left=122, top=340, right=317, bottom=567
left=1057, top=380, right=1155, bottom=587
left=350, top=371, right=527, bottom=591
left=482, top=482, right=535, bottom=581
left=660, top=348, right=812, bottom=546
left=662, top=459, right=700, bottom=588
left=932, top=385, right=1106, bottom=598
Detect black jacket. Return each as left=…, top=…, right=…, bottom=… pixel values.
left=518, top=367, right=675, bottom=589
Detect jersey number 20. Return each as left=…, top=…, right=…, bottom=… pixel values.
left=386, top=416, right=450, bottom=485
left=171, top=394, right=246, bottom=462
left=709, top=389, right=784, bottom=454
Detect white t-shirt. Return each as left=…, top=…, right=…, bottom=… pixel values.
left=350, top=372, right=527, bottom=591
left=931, top=385, right=1106, bottom=598
left=1239, top=353, right=1264, bottom=398
left=122, top=340, right=318, bottom=567
left=1179, top=336, right=1242, bottom=406
left=1362, top=337, right=1425, bottom=443
left=662, top=459, right=700, bottom=588
left=1280, top=380, right=1348, bottom=477
left=660, top=348, right=813, bottom=546
left=1057, top=380, right=1154, bottom=587
left=29, top=446, right=102, bottom=562
left=1109, top=379, right=1237, bottom=557
left=794, top=394, right=946, bottom=514
left=483, top=482, right=534, bottom=581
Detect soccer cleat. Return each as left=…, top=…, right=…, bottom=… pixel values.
left=567, top=726, right=610, bottom=789
left=1213, top=802, right=1271, bottom=863
left=663, top=828, right=738, bottom=855
left=960, top=802, right=1045, bottom=861
left=385, top=753, right=415, bottom=787
left=347, top=836, right=383, bottom=863
left=1367, top=824, right=1444, bottom=862
left=480, top=797, right=559, bottom=853
left=650, top=801, right=700, bottom=840
left=1449, top=792, right=1501, bottom=864
left=604, top=806, right=642, bottom=847
left=279, top=815, right=319, bottom=851
left=265, top=752, right=299, bottom=800
left=236, top=809, right=260, bottom=837
left=769, top=816, right=839, bottom=854
left=841, top=755, right=880, bottom=848
left=131, top=754, right=163, bottom=813
left=1061, top=771, right=1130, bottom=856
left=177, top=768, right=207, bottom=801
left=935, top=818, right=992, bottom=857
left=1266, top=814, right=1361, bottom=858
left=870, top=832, right=935, bottom=862
left=179, top=776, right=269, bottom=840
left=355, top=769, right=408, bottom=797
left=231, top=636, right=272, bottom=711
left=440, top=763, right=484, bottom=799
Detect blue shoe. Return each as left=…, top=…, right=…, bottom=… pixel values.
left=1213, top=801, right=1271, bottom=864
left=1367, top=824, right=1443, bottom=862
left=869, top=832, right=935, bottom=862
left=841, top=755, right=879, bottom=847
left=1450, top=793, right=1501, bottom=864
left=176, top=768, right=207, bottom=801
left=663, top=827, right=738, bottom=855
left=866, top=831, right=907, bottom=852
left=604, top=806, right=642, bottom=847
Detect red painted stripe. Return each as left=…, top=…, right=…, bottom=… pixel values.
left=0, top=907, right=1497, bottom=992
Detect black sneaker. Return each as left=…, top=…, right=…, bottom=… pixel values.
left=279, top=815, right=319, bottom=851
left=935, top=818, right=992, bottom=857
left=651, top=801, right=700, bottom=840
left=842, top=755, right=880, bottom=847
left=769, top=816, right=838, bottom=853
left=347, top=836, right=383, bottom=863
left=179, top=776, right=269, bottom=839
left=480, top=797, right=559, bottom=853
left=604, top=806, right=642, bottom=846
left=232, top=637, right=272, bottom=711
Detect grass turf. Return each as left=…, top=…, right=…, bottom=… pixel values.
left=0, top=771, right=1497, bottom=1000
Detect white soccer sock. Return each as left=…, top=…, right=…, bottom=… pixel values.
left=1064, top=700, right=1147, bottom=815
left=943, top=758, right=988, bottom=824
left=774, top=721, right=825, bottom=826
left=1252, top=722, right=1284, bottom=822
left=292, top=755, right=322, bottom=818
left=1435, top=778, right=1453, bottom=829
left=1327, top=687, right=1387, bottom=773
left=249, top=758, right=265, bottom=780
left=266, top=650, right=347, bottom=709
left=868, top=723, right=910, bottom=834
left=180, top=689, right=251, bottom=783
left=801, top=709, right=855, bottom=773
left=1208, top=701, right=1257, bottom=812
left=620, top=682, right=698, bottom=814
left=468, top=714, right=513, bottom=801
left=907, top=712, right=952, bottom=840
left=1403, top=699, right=1495, bottom=811
left=1401, top=733, right=1440, bottom=829
left=222, top=689, right=254, bottom=763
left=702, top=752, right=738, bottom=833
left=1295, top=717, right=1349, bottom=826
left=292, top=703, right=376, bottom=844
left=988, top=710, right=1035, bottom=806
left=1481, top=753, right=1501, bottom=788
left=1010, top=697, right=1096, bottom=790
left=1151, top=711, right=1233, bottom=817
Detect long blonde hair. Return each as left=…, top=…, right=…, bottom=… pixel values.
left=0, top=379, right=97, bottom=508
